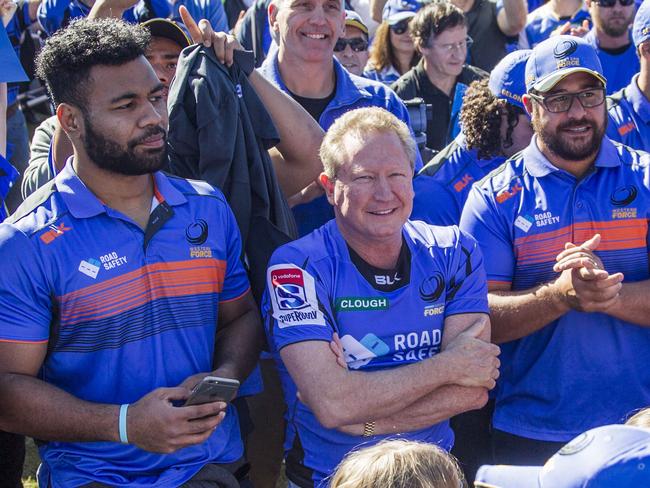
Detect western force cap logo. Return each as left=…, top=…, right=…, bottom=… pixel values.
left=554, top=39, right=578, bottom=59
left=419, top=273, right=445, bottom=303
left=185, top=219, right=208, bottom=245
left=610, top=186, right=638, bottom=207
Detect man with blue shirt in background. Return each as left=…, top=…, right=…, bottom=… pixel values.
left=583, top=0, right=638, bottom=94
left=260, top=0, right=419, bottom=236
left=412, top=49, right=532, bottom=227
left=608, top=0, right=650, bottom=149
left=521, top=0, right=590, bottom=48
left=461, top=35, right=650, bottom=466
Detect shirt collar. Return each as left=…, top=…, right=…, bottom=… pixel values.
left=524, top=134, right=620, bottom=178
left=56, top=158, right=187, bottom=219
left=626, top=74, right=650, bottom=124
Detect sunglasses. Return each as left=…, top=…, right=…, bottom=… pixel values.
left=390, top=19, right=410, bottom=35
left=334, top=37, right=369, bottom=52
left=594, top=0, right=635, bottom=6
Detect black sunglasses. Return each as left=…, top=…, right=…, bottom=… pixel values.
left=594, top=0, right=635, bottom=6
left=334, top=37, right=369, bottom=52
left=390, top=19, right=410, bottom=35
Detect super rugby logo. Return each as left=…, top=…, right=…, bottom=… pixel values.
left=185, top=219, right=209, bottom=245
left=553, top=39, right=578, bottom=59
left=610, top=186, right=637, bottom=207
left=268, top=264, right=326, bottom=328
left=420, top=273, right=445, bottom=303
left=272, top=269, right=309, bottom=310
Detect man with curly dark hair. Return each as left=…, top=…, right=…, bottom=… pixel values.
left=0, top=18, right=263, bottom=487
left=411, top=49, right=533, bottom=227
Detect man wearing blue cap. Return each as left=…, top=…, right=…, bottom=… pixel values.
left=475, top=424, right=650, bottom=487
left=412, top=49, right=533, bottom=227
left=607, top=0, right=650, bottom=150
left=461, top=35, right=650, bottom=465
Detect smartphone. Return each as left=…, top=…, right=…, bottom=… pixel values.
left=184, top=376, right=240, bottom=406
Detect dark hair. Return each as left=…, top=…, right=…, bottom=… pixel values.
left=461, top=79, right=523, bottom=160
left=36, top=18, right=150, bottom=108
left=409, top=1, right=466, bottom=49
left=369, top=22, right=420, bottom=74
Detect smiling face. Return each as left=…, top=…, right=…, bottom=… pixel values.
left=79, top=56, right=168, bottom=175
left=528, top=72, right=606, bottom=165
left=418, top=24, right=468, bottom=79
left=322, top=130, right=414, bottom=246
left=270, top=0, right=346, bottom=64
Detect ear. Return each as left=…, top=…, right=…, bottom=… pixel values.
left=269, top=2, right=281, bottom=34
left=522, top=94, right=534, bottom=116
left=319, top=173, right=336, bottom=204
left=56, top=103, right=84, bottom=138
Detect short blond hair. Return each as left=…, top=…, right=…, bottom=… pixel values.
left=626, top=407, right=650, bottom=429
left=328, top=439, right=466, bottom=488
left=319, top=107, right=417, bottom=178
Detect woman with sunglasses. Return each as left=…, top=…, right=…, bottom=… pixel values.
left=363, top=0, right=421, bottom=85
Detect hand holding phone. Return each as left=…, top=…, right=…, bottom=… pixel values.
left=183, top=376, right=240, bottom=406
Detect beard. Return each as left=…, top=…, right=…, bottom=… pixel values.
left=533, top=111, right=606, bottom=162
left=600, top=15, right=634, bottom=38
left=81, top=115, right=168, bottom=176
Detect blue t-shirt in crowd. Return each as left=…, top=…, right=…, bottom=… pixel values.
left=584, top=29, right=639, bottom=95
left=38, top=0, right=171, bottom=35
left=172, top=0, right=228, bottom=34
left=258, top=52, right=421, bottom=236
left=460, top=136, right=650, bottom=442
left=0, top=163, right=251, bottom=487
left=607, top=74, right=650, bottom=151
left=520, top=4, right=591, bottom=48
left=262, top=219, right=488, bottom=487
left=411, top=136, right=506, bottom=226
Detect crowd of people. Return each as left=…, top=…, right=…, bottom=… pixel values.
left=2, top=0, right=650, bottom=487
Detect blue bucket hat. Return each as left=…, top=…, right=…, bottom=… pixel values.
left=525, top=35, right=606, bottom=93
left=475, top=425, right=650, bottom=488
left=488, top=49, right=532, bottom=110
left=382, top=0, right=423, bottom=26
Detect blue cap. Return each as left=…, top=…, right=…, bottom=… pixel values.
left=525, top=35, right=606, bottom=93
left=0, top=24, right=28, bottom=83
left=488, top=49, right=532, bottom=110
left=345, top=10, right=368, bottom=35
left=382, top=0, right=423, bottom=26
left=475, top=425, right=650, bottom=488
left=633, top=0, right=650, bottom=46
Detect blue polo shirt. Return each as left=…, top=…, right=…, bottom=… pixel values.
left=258, top=52, right=421, bottom=236
left=262, top=219, right=488, bottom=487
left=411, top=136, right=505, bottom=226
left=520, top=5, right=591, bottom=49
left=0, top=162, right=250, bottom=487
left=38, top=0, right=171, bottom=35
left=460, top=136, right=650, bottom=442
left=584, top=29, right=639, bottom=95
left=607, top=75, right=650, bottom=151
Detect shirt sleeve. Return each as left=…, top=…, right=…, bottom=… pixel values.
left=263, top=251, right=335, bottom=352
left=443, top=228, right=489, bottom=316
left=219, top=201, right=251, bottom=302
left=460, top=185, right=515, bottom=287
left=0, top=224, right=53, bottom=342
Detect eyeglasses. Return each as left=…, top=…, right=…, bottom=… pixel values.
left=528, top=88, right=606, bottom=113
left=594, top=0, right=635, bottom=7
left=334, top=37, right=369, bottom=52
left=430, top=36, right=473, bottom=53
left=390, top=19, right=410, bottom=35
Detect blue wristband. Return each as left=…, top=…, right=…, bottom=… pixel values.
left=119, top=403, right=129, bottom=444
